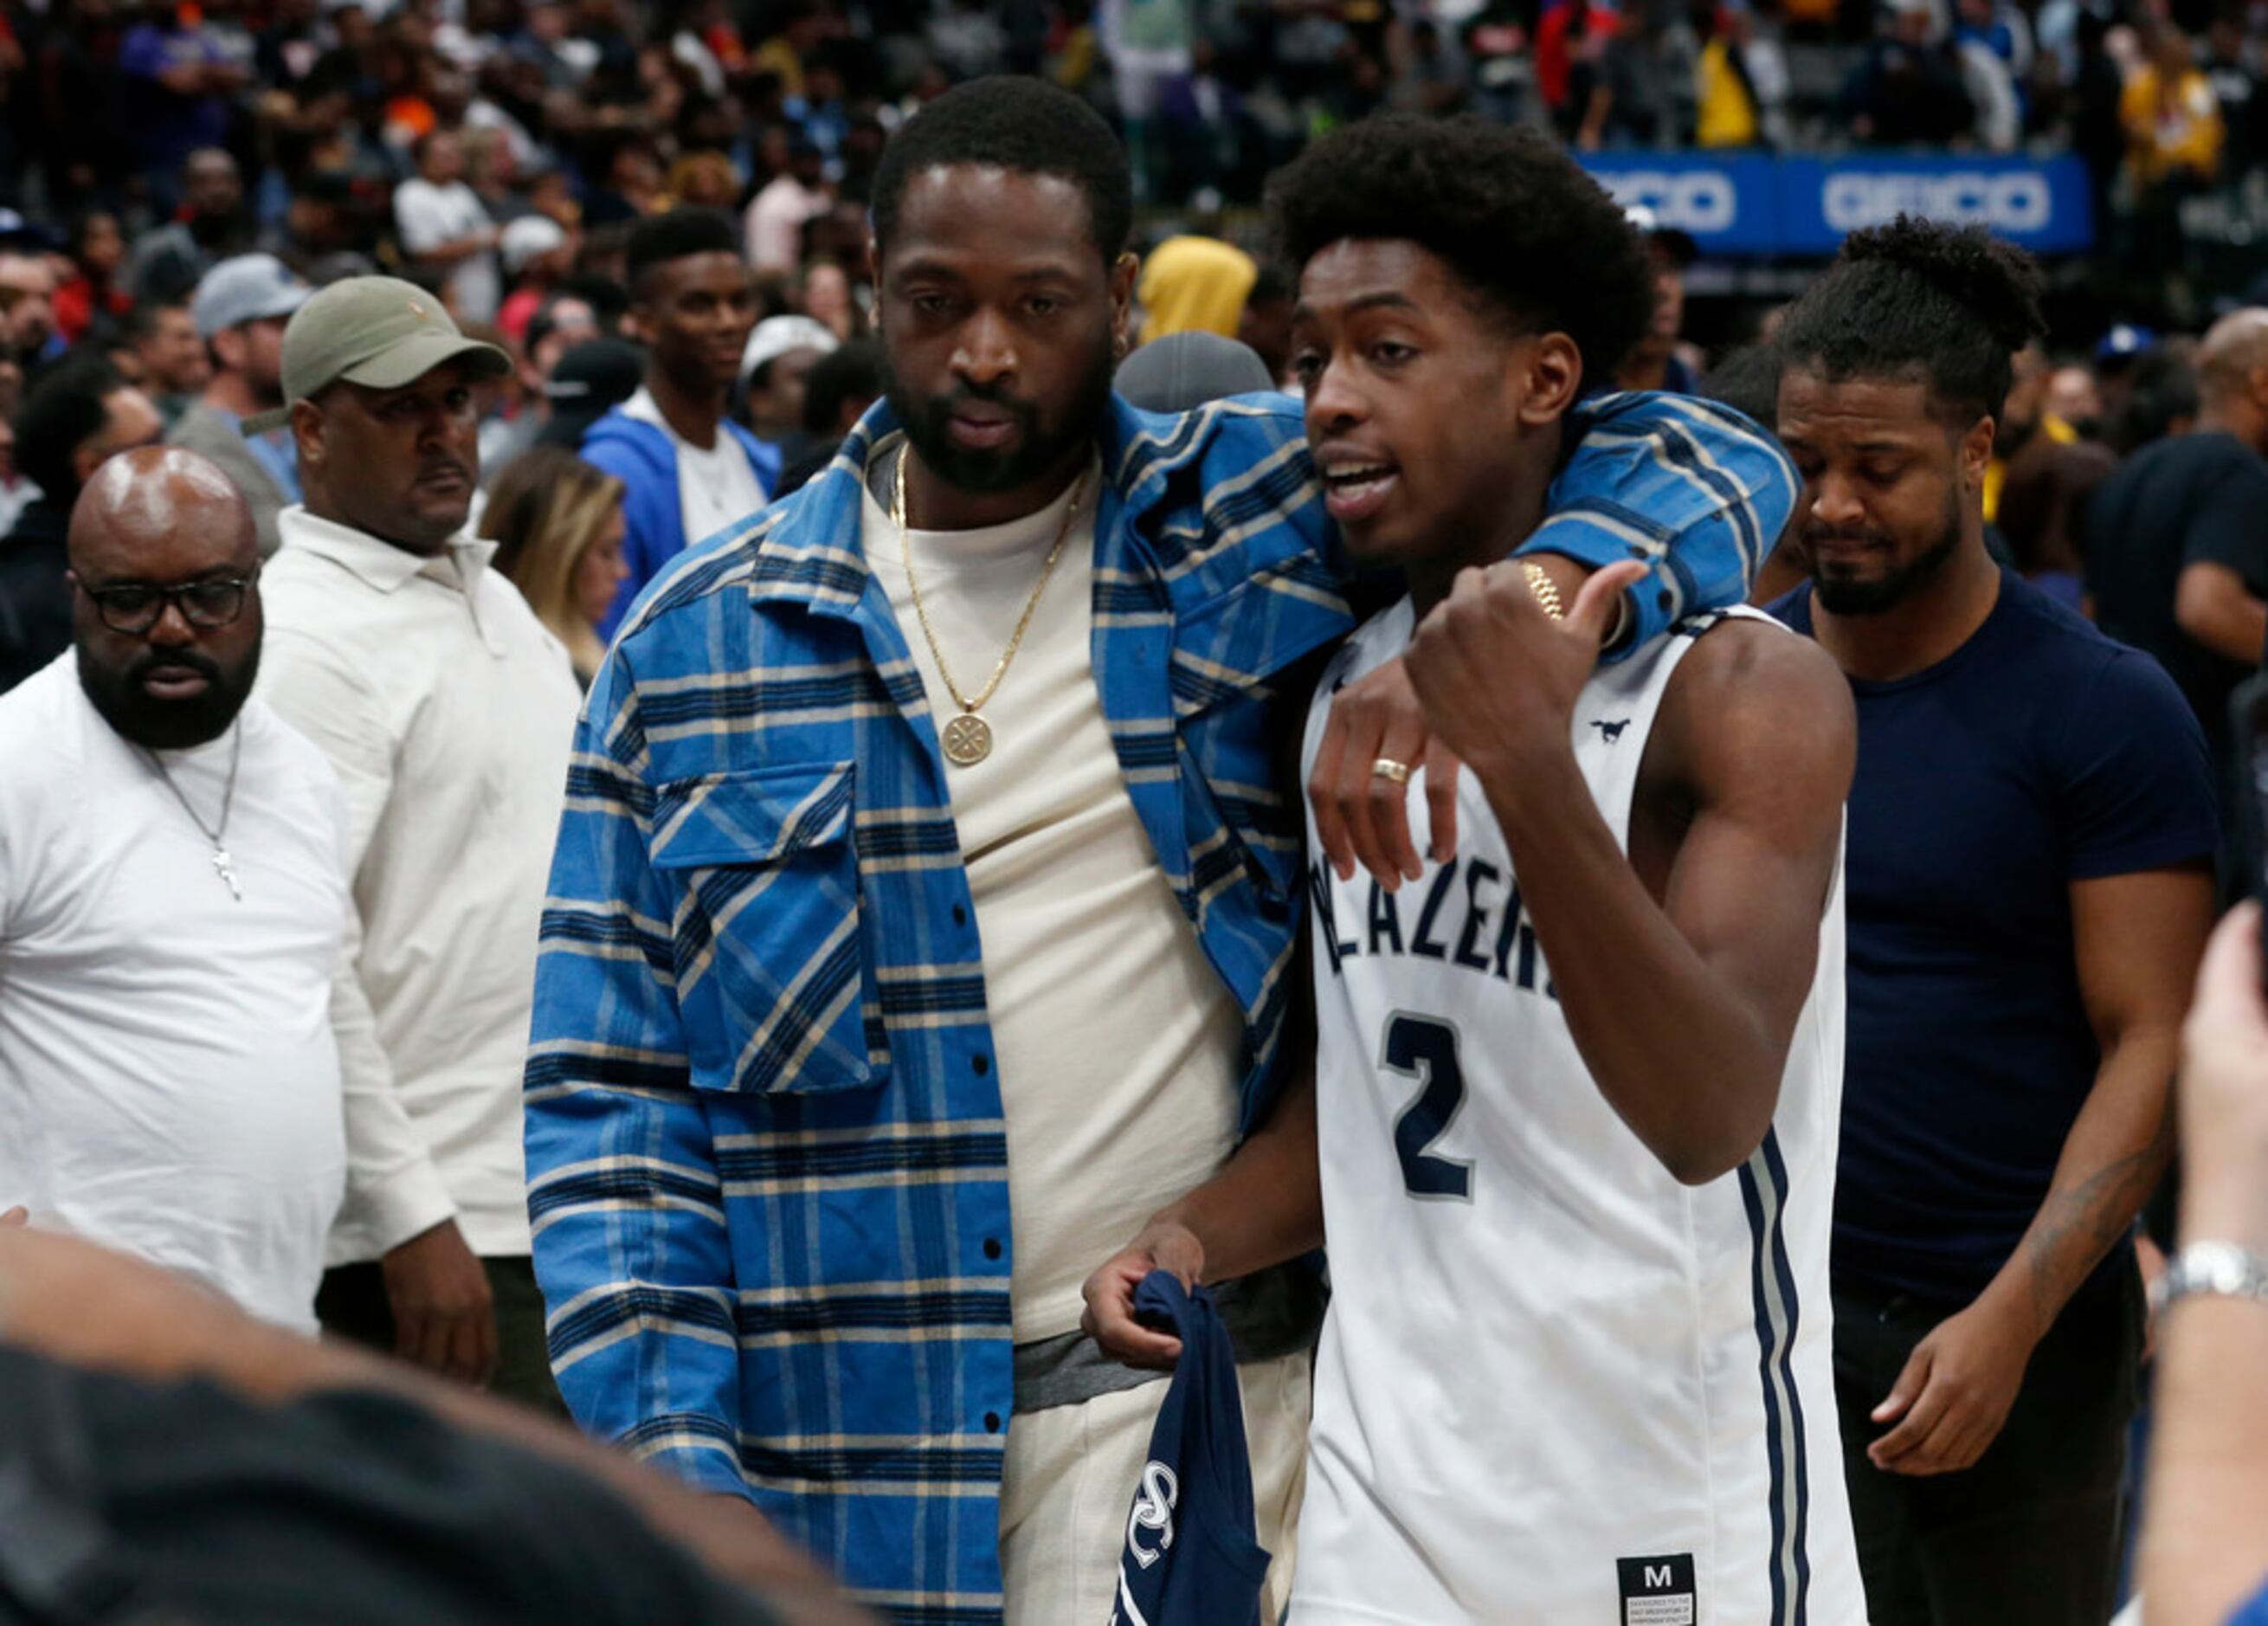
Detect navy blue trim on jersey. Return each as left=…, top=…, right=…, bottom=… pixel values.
left=1738, top=1130, right=1811, bottom=1626
left=1762, top=1131, right=1814, bottom=1617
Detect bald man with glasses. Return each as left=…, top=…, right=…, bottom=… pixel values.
left=0, top=446, right=353, bottom=1332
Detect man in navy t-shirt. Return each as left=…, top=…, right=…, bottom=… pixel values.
left=1769, top=219, right=2218, bottom=1626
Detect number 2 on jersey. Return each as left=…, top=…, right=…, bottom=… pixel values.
left=1382, top=1013, right=1473, bottom=1200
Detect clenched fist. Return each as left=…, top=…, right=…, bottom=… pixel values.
left=1404, top=558, right=1648, bottom=783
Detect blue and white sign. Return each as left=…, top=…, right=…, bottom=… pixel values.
left=1777, top=153, right=2092, bottom=254
left=1574, top=152, right=1784, bottom=254
left=1578, top=151, right=2096, bottom=257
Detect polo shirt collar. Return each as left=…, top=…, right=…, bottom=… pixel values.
left=279, top=506, right=495, bottom=597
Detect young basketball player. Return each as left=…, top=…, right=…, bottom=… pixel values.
left=1085, top=116, right=1869, bottom=1623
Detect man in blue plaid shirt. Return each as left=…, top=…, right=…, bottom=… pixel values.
left=526, top=79, right=1796, bottom=1626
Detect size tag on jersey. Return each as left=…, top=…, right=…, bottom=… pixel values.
left=1616, top=1553, right=1697, bottom=1626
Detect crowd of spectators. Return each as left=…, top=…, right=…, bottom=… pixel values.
left=0, top=0, right=2251, bottom=440
left=0, top=0, right=2258, bottom=686
left=0, top=0, right=2256, bottom=678
left=0, top=0, right=2257, bottom=268
left=4, top=28, right=2268, bottom=1616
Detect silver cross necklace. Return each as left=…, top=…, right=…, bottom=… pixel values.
left=140, top=723, right=243, bottom=902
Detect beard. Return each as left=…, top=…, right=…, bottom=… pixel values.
left=883, top=328, right=1116, bottom=498
left=78, top=638, right=261, bottom=752
left=1807, top=492, right=1964, bottom=617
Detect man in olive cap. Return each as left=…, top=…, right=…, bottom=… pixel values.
left=253, top=277, right=583, bottom=1409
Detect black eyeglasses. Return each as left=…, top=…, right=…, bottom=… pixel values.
left=79, top=573, right=257, bottom=636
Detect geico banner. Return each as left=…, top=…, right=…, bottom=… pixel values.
left=1577, top=152, right=2095, bottom=256
left=1577, top=152, right=1783, bottom=253
left=1781, top=153, right=2091, bottom=252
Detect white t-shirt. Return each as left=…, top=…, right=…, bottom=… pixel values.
left=0, top=658, right=351, bottom=1331
left=622, top=386, right=770, bottom=549
left=862, top=441, right=1246, bottom=1341
left=393, top=177, right=500, bottom=326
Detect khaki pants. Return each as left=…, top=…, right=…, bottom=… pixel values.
left=999, top=1351, right=1311, bottom=1626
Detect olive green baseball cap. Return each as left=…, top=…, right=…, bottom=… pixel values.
left=243, top=275, right=511, bottom=435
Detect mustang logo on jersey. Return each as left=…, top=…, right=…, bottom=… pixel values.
left=1307, top=855, right=1556, bottom=999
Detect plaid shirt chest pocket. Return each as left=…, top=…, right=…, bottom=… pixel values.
left=644, top=761, right=884, bottom=1096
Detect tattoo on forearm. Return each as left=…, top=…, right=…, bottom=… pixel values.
left=2022, top=1090, right=2176, bottom=1322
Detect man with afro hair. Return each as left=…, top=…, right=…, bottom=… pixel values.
left=1769, top=216, right=2218, bottom=1626
left=1088, top=114, right=1865, bottom=1625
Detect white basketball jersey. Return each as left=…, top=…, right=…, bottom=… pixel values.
left=1292, top=601, right=1865, bottom=1626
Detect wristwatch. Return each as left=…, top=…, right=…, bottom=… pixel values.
left=2150, top=1240, right=2268, bottom=1316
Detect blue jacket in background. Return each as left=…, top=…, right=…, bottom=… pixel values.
left=579, top=405, right=781, bottom=638
left=1110, top=1272, right=1268, bottom=1626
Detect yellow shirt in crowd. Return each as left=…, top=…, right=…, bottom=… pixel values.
left=1137, top=236, right=1259, bottom=344
left=1984, top=413, right=2080, bottom=524
left=2123, top=66, right=2224, bottom=184
left=1697, top=37, right=1760, bottom=148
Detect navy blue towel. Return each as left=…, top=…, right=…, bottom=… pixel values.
left=1106, top=1271, right=1272, bottom=1626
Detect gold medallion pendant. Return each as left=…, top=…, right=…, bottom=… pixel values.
left=942, top=713, right=994, bottom=766
left=892, top=444, right=1086, bottom=773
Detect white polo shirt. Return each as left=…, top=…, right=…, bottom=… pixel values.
left=258, top=507, right=582, bottom=1264
left=0, top=657, right=351, bottom=1331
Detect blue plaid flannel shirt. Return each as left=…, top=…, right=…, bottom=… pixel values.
left=525, top=389, right=1796, bottom=1623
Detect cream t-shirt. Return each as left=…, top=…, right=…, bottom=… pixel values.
left=863, top=442, right=1246, bottom=1343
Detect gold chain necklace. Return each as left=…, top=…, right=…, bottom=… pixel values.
left=892, top=444, right=1086, bottom=768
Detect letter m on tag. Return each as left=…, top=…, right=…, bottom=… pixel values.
left=1616, top=1552, right=1697, bottom=1626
